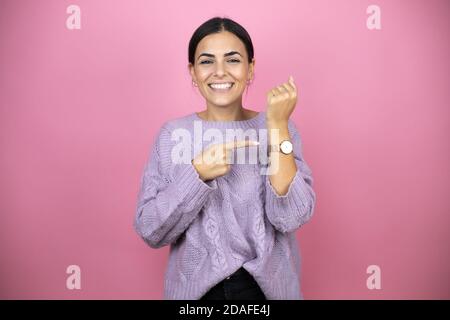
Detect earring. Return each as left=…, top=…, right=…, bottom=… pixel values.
left=192, top=80, right=198, bottom=87
left=247, top=79, right=252, bottom=85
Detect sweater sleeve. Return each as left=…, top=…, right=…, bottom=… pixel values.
left=134, top=125, right=218, bottom=248
left=264, top=120, right=316, bottom=233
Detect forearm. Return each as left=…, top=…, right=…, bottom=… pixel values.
left=135, top=161, right=217, bottom=248
left=267, top=120, right=298, bottom=196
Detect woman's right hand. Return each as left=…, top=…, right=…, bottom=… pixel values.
left=192, top=140, right=259, bottom=182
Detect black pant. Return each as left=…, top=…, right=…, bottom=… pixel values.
left=200, top=267, right=267, bottom=300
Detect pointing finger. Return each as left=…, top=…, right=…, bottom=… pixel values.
left=225, top=140, right=259, bottom=150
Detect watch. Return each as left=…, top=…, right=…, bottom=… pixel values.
left=280, top=140, right=293, bottom=155
left=270, top=140, right=293, bottom=155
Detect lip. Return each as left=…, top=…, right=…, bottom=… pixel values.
left=208, top=81, right=235, bottom=84
left=208, top=82, right=235, bottom=93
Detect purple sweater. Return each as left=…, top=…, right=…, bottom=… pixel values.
left=134, top=111, right=316, bottom=299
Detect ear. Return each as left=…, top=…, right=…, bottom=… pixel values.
left=248, top=58, right=255, bottom=81
left=188, top=63, right=196, bottom=83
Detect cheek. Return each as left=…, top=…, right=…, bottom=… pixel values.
left=194, top=67, right=211, bottom=81
left=230, top=67, right=248, bottom=81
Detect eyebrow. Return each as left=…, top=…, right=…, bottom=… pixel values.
left=197, top=51, right=242, bottom=61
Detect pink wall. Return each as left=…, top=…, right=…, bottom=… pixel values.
left=0, top=0, right=449, bottom=299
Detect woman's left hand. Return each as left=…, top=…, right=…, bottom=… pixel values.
left=266, top=76, right=298, bottom=126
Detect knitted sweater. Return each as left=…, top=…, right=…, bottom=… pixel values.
left=134, top=111, right=316, bottom=300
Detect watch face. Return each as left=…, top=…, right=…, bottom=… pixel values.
left=280, top=140, right=293, bottom=154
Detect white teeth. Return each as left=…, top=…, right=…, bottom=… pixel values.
left=209, top=83, right=233, bottom=90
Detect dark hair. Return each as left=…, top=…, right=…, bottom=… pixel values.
left=188, top=17, right=254, bottom=65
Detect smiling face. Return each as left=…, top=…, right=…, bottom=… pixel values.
left=189, top=31, right=255, bottom=110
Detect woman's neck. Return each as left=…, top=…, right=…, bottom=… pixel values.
left=199, top=104, right=252, bottom=122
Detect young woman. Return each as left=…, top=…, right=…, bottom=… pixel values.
left=134, top=16, right=316, bottom=300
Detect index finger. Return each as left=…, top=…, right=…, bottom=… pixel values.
left=224, top=139, right=260, bottom=150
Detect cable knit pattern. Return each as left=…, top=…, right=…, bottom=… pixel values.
left=203, top=205, right=228, bottom=274
left=134, top=111, right=316, bottom=299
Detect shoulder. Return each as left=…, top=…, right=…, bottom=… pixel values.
left=152, top=113, right=195, bottom=157
left=159, top=113, right=195, bottom=133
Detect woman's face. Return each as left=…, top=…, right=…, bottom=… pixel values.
left=189, top=31, right=255, bottom=109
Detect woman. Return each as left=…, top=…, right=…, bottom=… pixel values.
left=134, top=16, right=316, bottom=300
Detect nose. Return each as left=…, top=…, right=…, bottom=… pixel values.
left=214, top=60, right=226, bottom=77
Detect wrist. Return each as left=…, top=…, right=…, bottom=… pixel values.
left=267, top=125, right=290, bottom=142
left=266, top=121, right=291, bottom=149
left=191, top=159, right=205, bottom=181
left=266, top=119, right=288, bottom=129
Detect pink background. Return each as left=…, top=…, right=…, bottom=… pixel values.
left=0, top=0, right=449, bottom=299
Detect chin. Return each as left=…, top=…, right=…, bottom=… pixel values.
left=208, top=98, right=236, bottom=107
left=209, top=94, right=244, bottom=106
